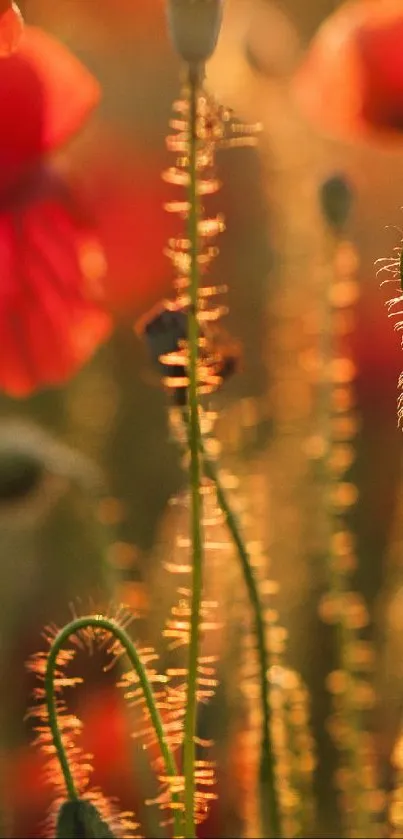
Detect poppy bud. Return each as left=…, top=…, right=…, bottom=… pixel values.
left=166, top=0, right=223, bottom=65
left=320, top=174, right=354, bottom=231
left=56, top=799, right=115, bottom=838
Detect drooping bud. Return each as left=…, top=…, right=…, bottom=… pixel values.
left=56, top=799, right=116, bottom=839
left=166, top=0, right=223, bottom=65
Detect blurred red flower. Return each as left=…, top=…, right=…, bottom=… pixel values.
left=293, top=1, right=403, bottom=144
left=0, top=2, right=23, bottom=56
left=0, top=26, right=111, bottom=397
left=75, top=134, right=177, bottom=320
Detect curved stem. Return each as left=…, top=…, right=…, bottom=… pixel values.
left=201, top=446, right=282, bottom=838
left=183, top=63, right=203, bottom=839
left=44, top=615, right=183, bottom=839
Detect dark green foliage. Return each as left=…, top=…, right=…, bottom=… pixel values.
left=56, top=800, right=116, bottom=839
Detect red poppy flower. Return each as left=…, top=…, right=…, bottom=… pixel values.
left=75, top=134, right=178, bottom=319
left=0, top=26, right=100, bottom=191
left=0, top=170, right=111, bottom=397
left=293, top=1, right=403, bottom=144
left=0, top=26, right=111, bottom=397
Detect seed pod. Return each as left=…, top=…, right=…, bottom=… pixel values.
left=56, top=799, right=116, bottom=839
left=166, top=0, right=223, bottom=64
left=320, top=174, right=353, bottom=231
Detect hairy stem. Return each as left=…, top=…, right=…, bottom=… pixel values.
left=320, top=231, right=373, bottom=838
left=183, top=62, right=203, bottom=839
left=201, top=445, right=282, bottom=838
left=44, top=615, right=183, bottom=839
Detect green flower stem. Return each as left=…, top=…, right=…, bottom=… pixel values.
left=200, top=444, right=282, bottom=838
left=44, top=615, right=183, bottom=839
left=183, top=62, right=203, bottom=839
left=90, top=488, right=163, bottom=839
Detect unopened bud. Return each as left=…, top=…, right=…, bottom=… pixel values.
left=320, top=173, right=354, bottom=231
left=56, top=799, right=115, bottom=838
left=166, top=0, right=223, bottom=64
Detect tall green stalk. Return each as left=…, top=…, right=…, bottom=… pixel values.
left=173, top=55, right=281, bottom=830
left=183, top=63, right=203, bottom=839
left=201, top=445, right=282, bottom=838
left=44, top=615, right=183, bottom=839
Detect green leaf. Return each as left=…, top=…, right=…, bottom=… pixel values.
left=56, top=799, right=116, bottom=839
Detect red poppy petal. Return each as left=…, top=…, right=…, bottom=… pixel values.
left=0, top=26, right=100, bottom=189
left=0, top=173, right=111, bottom=397
left=0, top=306, right=36, bottom=394
left=77, top=139, right=177, bottom=318
left=21, top=27, right=101, bottom=151
left=293, top=5, right=365, bottom=142
left=0, top=3, right=23, bottom=57
left=293, top=1, right=403, bottom=145
left=357, top=15, right=403, bottom=131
